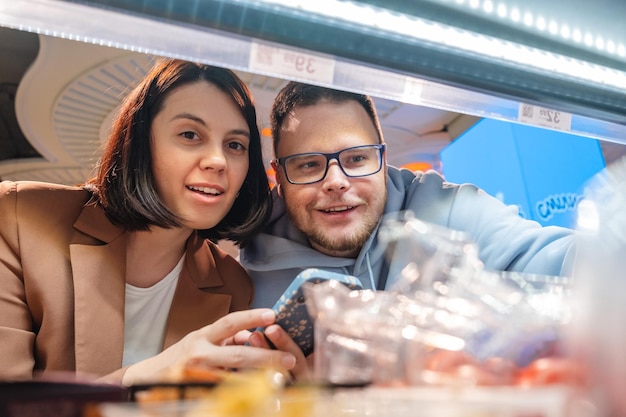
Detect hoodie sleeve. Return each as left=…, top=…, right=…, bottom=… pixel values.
left=448, top=185, right=574, bottom=276
left=400, top=170, right=574, bottom=276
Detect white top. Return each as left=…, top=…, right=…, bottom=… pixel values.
left=122, top=254, right=185, bottom=367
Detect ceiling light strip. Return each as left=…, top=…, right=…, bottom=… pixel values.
left=250, top=0, right=626, bottom=91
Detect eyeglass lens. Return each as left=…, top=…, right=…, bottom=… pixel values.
left=284, top=146, right=382, bottom=184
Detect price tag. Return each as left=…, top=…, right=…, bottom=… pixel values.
left=249, top=42, right=335, bottom=84
left=518, top=103, right=572, bottom=131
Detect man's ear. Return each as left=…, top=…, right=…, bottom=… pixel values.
left=270, top=160, right=284, bottom=198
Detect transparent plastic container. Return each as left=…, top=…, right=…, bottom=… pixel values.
left=570, top=156, right=626, bottom=417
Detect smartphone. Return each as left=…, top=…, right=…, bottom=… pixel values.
left=261, top=268, right=363, bottom=357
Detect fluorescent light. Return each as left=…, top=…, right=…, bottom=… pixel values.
left=482, top=0, right=494, bottom=14
left=523, top=11, right=533, bottom=27
left=510, top=7, right=521, bottom=22
left=496, top=3, right=507, bottom=17
left=251, top=0, right=626, bottom=90
left=536, top=15, right=547, bottom=31
left=548, top=19, right=558, bottom=35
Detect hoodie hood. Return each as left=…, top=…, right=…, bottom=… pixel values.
left=240, top=166, right=415, bottom=288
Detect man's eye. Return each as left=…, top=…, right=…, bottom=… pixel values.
left=298, top=161, right=321, bottom=170
left=343, top=154, right=368, bottom=165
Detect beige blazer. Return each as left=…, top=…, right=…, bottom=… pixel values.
left=0, top=181, right=253, bottom=383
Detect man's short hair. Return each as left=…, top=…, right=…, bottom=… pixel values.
left=270, top=83, right=384, bottom=157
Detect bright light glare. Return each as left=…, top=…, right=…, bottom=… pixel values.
left=595, top=37, right=605, bottom=51
left=483, top=0, right=494, bottom=14
left=327, top=333, right=369, bottom=353
left=322, top=297, right=337, bottom=310
left=510, top=7, right=520, bottom=22
left=607, top=40, right=616, bottom=54
left=496, top=3, right=506, bottom=17
left=577, top=200, right=600, bottom=232
left=331, top=1, right=370, bottom=24
left=536, top=16, right=546, bottom=31
left=548, top=20, right=558, bottom=35
left=422, top=331, right=466, bottom=351
left=401, top=325, right=418, bottom=340
left=377, top=9, right=403, bottom=30
left=523, top=12, right=533, bottom=26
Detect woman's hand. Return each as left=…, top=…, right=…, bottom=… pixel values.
left=121, top=309, right=297, bottom=386
left=248, top=324, right=313, bottom=383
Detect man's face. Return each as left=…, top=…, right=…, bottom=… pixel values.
left=274, top=99, right=387, bottom=258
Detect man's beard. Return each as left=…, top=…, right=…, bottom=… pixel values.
left=289, top=207, right=380, bottom=257
left=308, top=225, right=374, bottom=254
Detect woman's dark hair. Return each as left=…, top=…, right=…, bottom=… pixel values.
left=270, top=82, right=384, bottom=157
left=85, top=58, right=271, bottom=244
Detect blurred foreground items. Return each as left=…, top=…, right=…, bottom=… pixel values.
left=0, top=374, right=127, bottom=417
left=98, top=384, right=574, bottom=417
left=306, top=212, right=580, bottom=389
left=571, top=156, right=626, bottom=417
left=17, top=203, right=625, bottom=416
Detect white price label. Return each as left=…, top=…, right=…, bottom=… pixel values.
left=249, top=42, right=335, bottom=84
left=518, top=103, right=572, bottom=131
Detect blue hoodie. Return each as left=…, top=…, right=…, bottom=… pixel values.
left=240, top=167, right=575, bottom=308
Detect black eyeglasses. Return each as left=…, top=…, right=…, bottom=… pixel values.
left=274, top=144, right=386, bottom=185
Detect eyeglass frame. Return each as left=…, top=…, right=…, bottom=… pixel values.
left=273, top=143, right=387, bottom=185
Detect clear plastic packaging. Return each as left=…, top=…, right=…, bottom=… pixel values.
left=378, top=211, right=483, bottom=295
left=305, top=281, right=410, bottom=386
left=306, top=211, right=576, bottom=389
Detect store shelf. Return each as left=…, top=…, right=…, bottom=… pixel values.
left=1, top=0, right=625, bottom=144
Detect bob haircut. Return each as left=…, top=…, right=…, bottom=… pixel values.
left=85, top=58, right=271, bottom=244
left=270, top=82, right=384, bottom=157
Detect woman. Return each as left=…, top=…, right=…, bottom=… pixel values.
left=0, top=58, right=299, bottom=385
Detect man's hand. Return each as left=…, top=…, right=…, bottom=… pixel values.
left=248, top=324, right=313, bottom=382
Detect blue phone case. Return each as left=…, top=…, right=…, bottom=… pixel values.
left=264, top=268, right=363, bottom=357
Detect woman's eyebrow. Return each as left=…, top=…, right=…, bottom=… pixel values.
left=170, top=112, right=205, bottom=125
left=171, top=113, right=250, bottom=138
left=229, top=129, right=251, bottom=138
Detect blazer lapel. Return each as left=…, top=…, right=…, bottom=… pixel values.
left=163, top=235, right=232, bottom=349
left=69, top=207, right=236, bottom=370
left=71, top=204, right=127, bottom=376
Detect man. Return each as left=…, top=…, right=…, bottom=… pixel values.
left=240, top=82, right=575, bottom=308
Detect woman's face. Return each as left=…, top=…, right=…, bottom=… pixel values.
left=150, top=80, right=250, bottom=231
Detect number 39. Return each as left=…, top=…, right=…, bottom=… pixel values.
left=295, top=56, right=315, bottom=74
